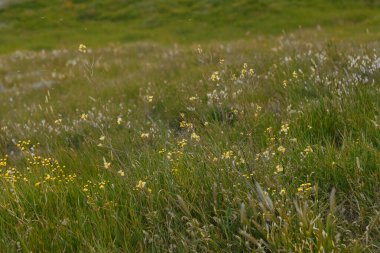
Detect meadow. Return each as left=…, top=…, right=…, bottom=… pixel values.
left=0, top=0, right=380, bottom=252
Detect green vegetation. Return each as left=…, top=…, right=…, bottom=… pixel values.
left=0, top=0, right=379, bottom=252
left=0, top=0, right=380, bottom=52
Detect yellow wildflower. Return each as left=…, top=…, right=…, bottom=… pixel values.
left=78, top=44, right=87, bottom=53
left=222, top=151, right=233, bottom=159
left=136, top=180, right=146, bottom=189
left=276, top=164, right=284, bottom=173
left=191, top=132, right=200, bottom=142
left=80, top=113, right=88, bottom=120
left=304, top=145, right=313, bottom=155
left=145, top=95, right=153, bottom=103
left=99, top=181, right=106, bottom=190
left=297, top=183, right=312, bottom=194
left=141, top=133, right=149, bottom=139
left=103, top=157, right=111, bottom=169
left=211, top=71, right=220, bottom=82
left=277, top=146, right=286, bottom=153
left=177, top=139, right=187, bottom=148
left=280, top=123, right=289, bottom=134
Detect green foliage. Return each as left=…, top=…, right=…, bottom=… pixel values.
left=0, top=34, right=379, bottom=251
left=0, top=1, right=379, bottom=252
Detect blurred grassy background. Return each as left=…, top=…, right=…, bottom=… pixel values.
left=0, top=0, right=380, bottom=53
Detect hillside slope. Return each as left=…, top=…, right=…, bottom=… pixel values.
left=0, top=0, right=379, bottom=52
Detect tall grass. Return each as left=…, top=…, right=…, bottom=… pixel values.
left=0, top=33, right=379, bottom=252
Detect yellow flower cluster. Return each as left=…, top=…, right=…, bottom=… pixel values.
left=80, top=113, right=88, bottom=120
left=280, top=123, right=290, bottom=134
left=190, top=132, right=200, bottom=142
left=210, top=71, right=220, bottom=82
left=16, top=139, right=33, bottom=151
left=136, top=180, right=152, bottom=193
left=141, top=133, right=150, bottom=139
left=78, top=44, right=87, bottom=53
left=145, top=95, right=154, bottom=103
left=103, top=157, right=111, bottom=169
left=0, top=141, right=77, bottom=187
left=297, top=183, right=312, bottom=195
left=277, top=145, right=286, bottom=153
left=304, top=145, right=313, bottom=155
left=222, top=150, right=233, bottom=159
left=0, top=156, right=7, bottom=167
left=177, top=139, right=187, bottom=148
left=276, top=164, right=284, bottom=173
left=179, top=120, right=193, bottom=130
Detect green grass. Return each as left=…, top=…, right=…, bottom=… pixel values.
left=0, top=0, right=380, bottom=53
left=0, top=1, right=380, bottom=252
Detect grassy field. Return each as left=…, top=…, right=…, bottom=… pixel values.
left=0, top=0, right=380, bottom=52
left=0, top=0, right=380, bottom=252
